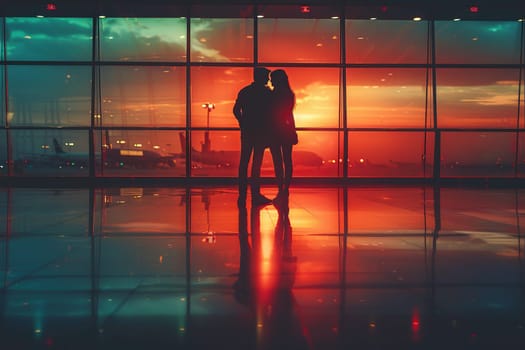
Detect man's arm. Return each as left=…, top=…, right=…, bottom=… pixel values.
left=233, top=90, right=244, bottom=122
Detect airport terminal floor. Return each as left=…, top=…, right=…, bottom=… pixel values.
left=1, top=183, right=525, bottom=349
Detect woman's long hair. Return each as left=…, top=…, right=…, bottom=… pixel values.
left=271, top=69, right=292, bottom=93
left=271, top=69, right=295, bottom=108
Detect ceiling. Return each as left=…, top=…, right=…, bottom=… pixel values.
left=1, top=0, right=523, bottom=20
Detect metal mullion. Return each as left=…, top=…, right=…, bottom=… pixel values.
left=89, top=16, right=97, bottom=178
left=430, top=19, right=440, bottom=183
left=515, top=20, right=524, bottom=177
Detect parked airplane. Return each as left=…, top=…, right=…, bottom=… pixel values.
left=17, top=138, right=176, bottom=170
left=175, top=132, right=324, bottom=168
left=102, top=146, right=177, bottom=169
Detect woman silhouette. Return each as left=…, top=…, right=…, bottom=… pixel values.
left=270, top=69, right=298, bottom=201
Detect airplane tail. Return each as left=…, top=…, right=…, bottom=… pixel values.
left=178, top=132, right=186, bottom=155
left=53, top=138, right=65, bottom=154
left=178, top=132, right=200, bottom=154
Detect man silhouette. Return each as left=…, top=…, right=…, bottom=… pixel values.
left=233, top=67, right=273, bottom=205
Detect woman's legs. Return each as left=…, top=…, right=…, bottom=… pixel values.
left=282, top=144, right=293, bottom=191
left=269, top=144, right=284, bottom=191
left=251, top=144, right=271, bottom=204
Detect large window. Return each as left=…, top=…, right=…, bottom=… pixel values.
left=0, top=8, right=524, bottom=179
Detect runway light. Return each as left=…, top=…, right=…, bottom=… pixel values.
left=469, top=5, right=479, bottom=13
left=46, top=3, right=57, bottom=11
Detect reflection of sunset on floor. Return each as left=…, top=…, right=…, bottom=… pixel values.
left=259, top=207, right=278, bottom=287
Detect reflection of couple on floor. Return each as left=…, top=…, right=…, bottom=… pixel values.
left=234, top=196, right=312, bottom=350
left=233, top=67, right=298, bottom=206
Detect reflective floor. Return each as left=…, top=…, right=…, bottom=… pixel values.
left=1, top=184, right=524, bottom=349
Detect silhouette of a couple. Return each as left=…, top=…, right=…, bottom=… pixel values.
left=233, top=67, right=298, bottom=206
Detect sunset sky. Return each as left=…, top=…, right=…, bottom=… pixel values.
left=2, top=16, right=525, bottom=173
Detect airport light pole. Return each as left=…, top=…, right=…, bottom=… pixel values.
left=201, top=103, right=214, bottom=153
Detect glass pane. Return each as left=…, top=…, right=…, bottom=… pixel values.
left=436, top=68, right=520, bottom=128
left=10, top=129, right=89, bottom=177
left=97, top=187, right=186, bottom=235
left=99, top=66, right=186, bottom=127
left=258, top=18, right=340, bottom=63
left=94, top=130, right=183, bottom=177
left=191, top=66, right=251, bottom=128
left=99, top=17, right=186, bottom=62
left=435, top=21, right=522, bottom=64
left=6, top=17, right=92, bottom=61
left=348, top=131, right=434, bottom=177
left=347, top=68, right=431, bottom=128
left=441, top=131, right=516, bottom=177
left=190, top=18, right=253, bottom=62
left=190, top=130, right=240, bottom=177
left=7, top=65, right=92, bottom=127
left=346, top=20, right=428, bottom=64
